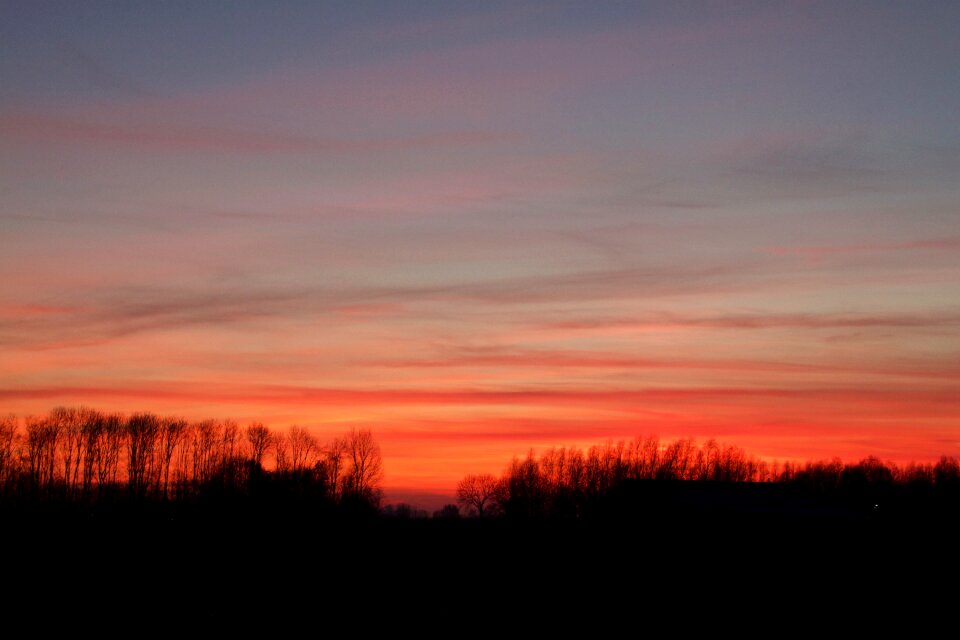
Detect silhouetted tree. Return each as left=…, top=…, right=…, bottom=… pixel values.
left=245, top=423, right=271, bottom=469
left=79, top=410, right=103, bottom=495
left=322, top=437, right=347, bottom=503
left=434, top=504, right=461, bottom=519
left=25, top=413, right=61, bottom=495
left=4, top=404, right=959, bottom=525
left=127, top=413, right=160, bottom=497
left=344, top=428, right=383, bottom=507
left=0, top=415, right=18, bottom=493
left=57, top=407, right=86, bottom=494
left=273, top=432, right=290, bottom=474
left=934, top=456, right=959, bottom=488
left=499, top=451, right=543, bottom=518
left=93, top=413, right=124, bottom=491
left=288, top=425, right=318, bottom=473
left=456, top=473, right=499, bottom=517
left=383, top=503, right=427, bottom=518
left=158, top=417, right=187, bottom=498
left=192, top=419, right=222, bottom=485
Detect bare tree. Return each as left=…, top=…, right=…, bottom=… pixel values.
left=433, top=504, right=461, bottom=519
left=93, top=413, right=125, bottom=490
left=288, top=425, right=317, bottom=473
left=659, top=437, right=697, bottom=480
left=323, top=436, right=347, bottom=502
left=172, top=421, right=195, bottom=495
left=25, top=414, right=61, bottom=494
left=0, top=415, right=19, bottom=492
left=220, top=419, right=243, bottom=488
left=127, top=413, right=160, bottom=497
left=344, top=428, right=383, bottom=505
left=273, top=432, right=289, bottom=474
left=245, top=423, right=272, bottom=468
left=157, top=417, right=187, bottom=498
left=192, top=419, right=222, bottom=484
left=456, top=473, right=499, bottom=517
left=56, top=407, right=86, bottom=494
left=222, top=420, right=241, bottom=464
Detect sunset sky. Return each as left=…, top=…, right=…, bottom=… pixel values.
left=2, top=1, right=959, bottom=500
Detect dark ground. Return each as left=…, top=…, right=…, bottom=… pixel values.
left=2, top=499, right=956, bottom=632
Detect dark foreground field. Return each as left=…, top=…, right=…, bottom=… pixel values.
left=3, top=495, right=957, bottom=631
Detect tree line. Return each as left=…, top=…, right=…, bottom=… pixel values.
left=457, top=437, right=960, bottom=519
left=3, top=407, right=957, bottom=520
left=0, top=406, right=384, bottom=512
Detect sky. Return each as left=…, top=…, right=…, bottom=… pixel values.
left=1, top=1, right=959, bottom=499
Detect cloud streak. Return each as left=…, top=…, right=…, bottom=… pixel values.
left=373, top=347, right=960, bottom=381
left=3, top=382, right=957, bottom=410
left=0, top=113, right=515, bottom=155
left=543, top=311, right=960, bottom=332
left=1, top=262, right=757, bottom=348
left=767, top=236, right=960, bottom=260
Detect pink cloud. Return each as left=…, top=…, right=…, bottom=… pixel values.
left=543, top=311, right=960, bottom=332
left=766, top=236, right=960, bottom=260
left=372, top=347, right=960, bottom=381
left=0, top=113, right=515, bottom=154
left=2, top=382, right=957, bottom=413
left=0, top=304, right=80, bottom=318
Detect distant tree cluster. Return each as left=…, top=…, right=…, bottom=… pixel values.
left=456, top=437, right=960, bottom=519
left=0, top=407, right=384, bottom=512
left=4, top=408, right=957, bottom=521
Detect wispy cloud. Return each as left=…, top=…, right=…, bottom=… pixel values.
left=2, top=382, right=956, bottom=415
left=766, top=236, right=960, bottom=260
left=0, top=113, right=516, bottom=155
left=1, top=262, right=753, bottom=349
left=0, top=287, right=317, bottom=350
left=372, top=346, right=960, bottom=381
left=543, top=311, right=960, bottom=332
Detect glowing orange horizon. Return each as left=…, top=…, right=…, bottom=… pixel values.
left=3, top=381, right=956, bottom=495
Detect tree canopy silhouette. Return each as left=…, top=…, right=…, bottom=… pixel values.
left=456, top=437, right=960, bottom=520
left=456, top=473, right=498, bottom=517
left=343, top=428, right=384, bottom=509
left=0, top=406, right=385, bottom=517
